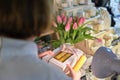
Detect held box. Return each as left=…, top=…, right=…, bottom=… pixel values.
left=42, top=47, right=87, bottom=72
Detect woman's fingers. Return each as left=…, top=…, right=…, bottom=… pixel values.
left=38, top=50, right=54, bottom=58
left=66, top=64, right=74, bottom=75
left=66, top=64, right=81, bottom=80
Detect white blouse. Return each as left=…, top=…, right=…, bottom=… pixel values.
left=0, top=37, right=71, bottom=80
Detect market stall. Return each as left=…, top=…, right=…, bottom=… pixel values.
left=36, top=0, right=120, bottom=80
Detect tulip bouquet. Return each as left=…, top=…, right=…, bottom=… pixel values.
left=52, top=14, right=94, bottom=48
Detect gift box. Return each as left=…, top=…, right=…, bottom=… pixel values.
left=42, top=44, right=87, bottom=72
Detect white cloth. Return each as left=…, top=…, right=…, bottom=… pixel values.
left=0, top=37, right=71, bottom=80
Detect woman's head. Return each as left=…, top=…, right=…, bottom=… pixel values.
left=0, top=0, right=52, bottom=39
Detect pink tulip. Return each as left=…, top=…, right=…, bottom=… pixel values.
left=52, top=21, right=57, bottom=27
left=67, top=17, right=73, bottom=24
left=78, top=17, right=85, bottom=26
left=61, top=13, right=65, bottom=19
left=73, top=22, right=78, bottom=30
left=63, top=16, right=67, bottom=25
left=57, top=15, right=62, bottom=24
left=96, top=38, right=102, bottom=43
left=65, top=23, right=70, bottom=31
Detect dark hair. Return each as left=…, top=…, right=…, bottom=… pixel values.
left=0, top=0, right=52, bottom=39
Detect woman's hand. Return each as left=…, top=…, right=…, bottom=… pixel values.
left=38, top=50, right=54, bottom=58
left=66, top=64, right=81, bottom=80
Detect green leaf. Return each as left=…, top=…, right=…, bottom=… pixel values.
left=51, top=40, right=61, bottom=48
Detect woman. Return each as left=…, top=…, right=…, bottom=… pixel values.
left=0, top=0, right=81, bottom=80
